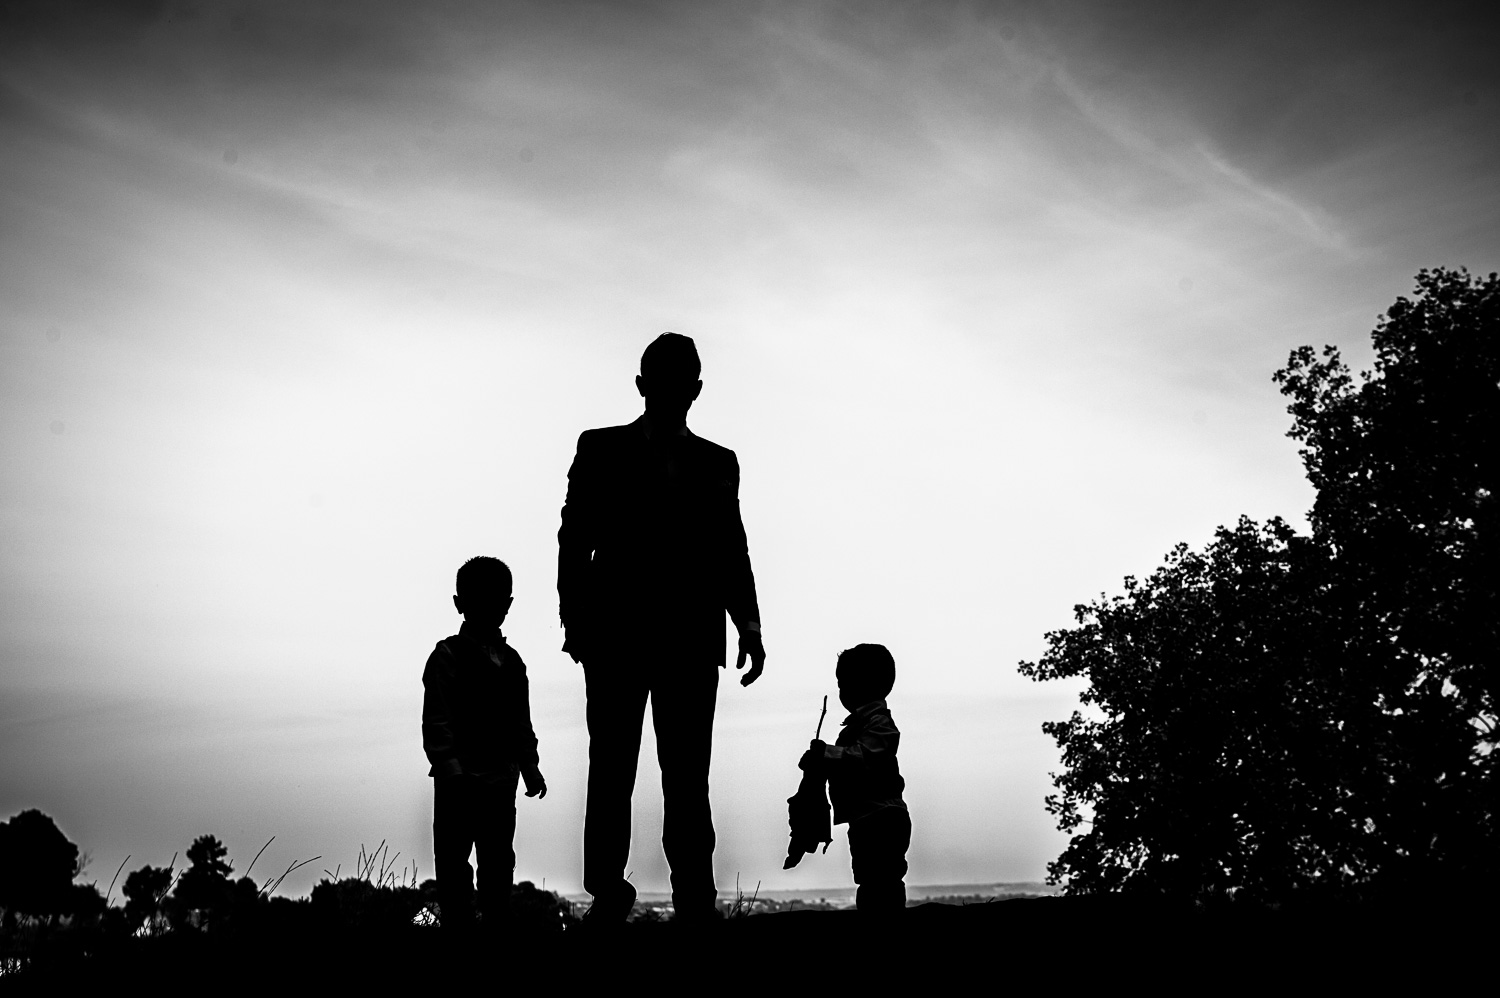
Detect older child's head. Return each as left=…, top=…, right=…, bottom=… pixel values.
left=452, top=556, right=513, bottom=630
left=835, top=643, right=896, bottom=711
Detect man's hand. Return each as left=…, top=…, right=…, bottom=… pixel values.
left=735, top=629, right=765, bottom=686
left=522, top=764, right=548, bottom=799
left=799, top=739, right=827, bottom=772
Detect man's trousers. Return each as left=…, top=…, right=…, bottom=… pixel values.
left=583, top=656, right=720, bottom=916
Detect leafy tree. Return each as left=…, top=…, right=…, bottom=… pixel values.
left=1275, top=269, right=1497, bottom=890
left=64, top=882, right=108, bottom=921
left=0, top=809, right=82, bottom=916
left=1022, top=268, right=1498, bottom=899
left=1277, top=269, right=1497, bottom=687
left=122, top=864, right=174, bottom=928
left=1018, top=518, right=1367, bottom=898
left=175, top=834, right=234, bottom=915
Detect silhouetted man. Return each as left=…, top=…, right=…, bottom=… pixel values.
left=559, top=332, right=765, bottom=922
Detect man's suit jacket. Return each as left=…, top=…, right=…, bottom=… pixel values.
left=558, top=416, right=759, bottom=666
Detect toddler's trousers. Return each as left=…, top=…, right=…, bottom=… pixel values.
left=849, top=805, right=911, bottom=913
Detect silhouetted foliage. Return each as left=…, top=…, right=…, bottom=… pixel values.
left=0, top=820, right=580, bottom=984
left=121, top=864, right=173, bottom=930
left=1022, top=267, right=1499, bottom=900
left=0, top=810, right=83, bottom=917
left=119, top=853, right=259, bottom=934
left=1020, top=518, right=1365, bottom=898
left=63, top=883, right=107, bottom=921
left=310, top=877, right=427, bottom=930
left=510, top=880, right=575, bottom=931
left=1274, top=267, right=1498, bottom=891
left=175, top=835, right=234, bottom=917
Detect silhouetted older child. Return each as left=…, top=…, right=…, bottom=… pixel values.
left=799, top=643, right=910, bottom=913
left=422, top=556, right=546, bottom=931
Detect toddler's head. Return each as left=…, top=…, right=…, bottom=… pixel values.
left=835, top=643, right=896, bottom=712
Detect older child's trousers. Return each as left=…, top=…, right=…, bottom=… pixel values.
left=433, top=770, right=518, bottom=927
left=848, top=805, right=911, bottom=913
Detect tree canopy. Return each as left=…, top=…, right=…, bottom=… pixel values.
left=175, top=834, right=236, bottom=913
left=1021, top=267, right=1498, bottom=900
left=0, top=809, right=83, bottom=916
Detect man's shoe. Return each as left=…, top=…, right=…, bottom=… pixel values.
left=582, top=881, right=636, bottom=924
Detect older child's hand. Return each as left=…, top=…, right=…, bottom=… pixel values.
left=522, top=765, right=548, bottom=799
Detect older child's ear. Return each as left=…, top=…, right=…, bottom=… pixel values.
left=453, top=594, right=463, bottom=614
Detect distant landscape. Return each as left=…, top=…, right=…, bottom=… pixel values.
left=605, top=882, right=1059, bottom=917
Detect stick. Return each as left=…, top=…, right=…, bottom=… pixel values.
left=814, top=695, right=828, bottom=741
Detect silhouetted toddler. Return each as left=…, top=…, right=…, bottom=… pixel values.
left=799, top=643, right=910, bottom=913
left=422, top=556, right=546, bottom=931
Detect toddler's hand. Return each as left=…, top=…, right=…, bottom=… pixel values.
left=522, top=765, right=547, bottom=799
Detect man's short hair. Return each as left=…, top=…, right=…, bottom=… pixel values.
left=456, top=556, right=512, bottom=600
left=836, top=643, right=897, bottom=701
left=640, top=332, right=701, bottom=381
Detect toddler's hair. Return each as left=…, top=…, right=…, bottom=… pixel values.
left=456, top=556, right=512, bottom=600
left=836, top=643, right=896, bottom=701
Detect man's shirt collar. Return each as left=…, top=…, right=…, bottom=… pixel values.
left=637, top=413, right=691, bottom=440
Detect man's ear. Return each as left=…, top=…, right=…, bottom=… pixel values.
left=690, top=379, right=703, bottom=402
left=453, top=594, right=463, bottom=615
left=636, top=374, right=647, bottom=397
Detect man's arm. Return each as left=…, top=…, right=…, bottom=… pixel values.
left=421, top=644, right=463, bottom=777
left=723, top=450, right=766, bottom=685
left=722, top=450, right=760, bottom=632
left=557, top=431, right=597, bottom=663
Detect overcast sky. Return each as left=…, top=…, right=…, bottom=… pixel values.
left=3, top=0, right=1497, bottom=898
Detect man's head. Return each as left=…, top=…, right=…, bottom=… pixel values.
left=452, top=556, right=513, bottom=630
left=835, top=643, right=896, bottom=711
left=636, top=332, right=702, bottom=431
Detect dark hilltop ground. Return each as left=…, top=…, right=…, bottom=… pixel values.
left=5, top=888, right=1485, bottom=992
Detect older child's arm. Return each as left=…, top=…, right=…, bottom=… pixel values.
left=508, top=650, right=546, bottom=799
left=421, top=643, right=463, bottom=777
